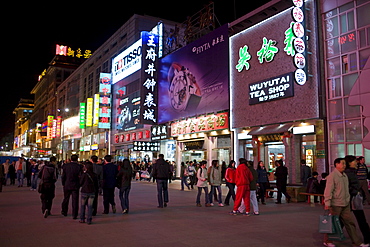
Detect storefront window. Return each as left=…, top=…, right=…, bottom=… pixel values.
left=342, top=72, right=358, bottom=95
left=329, top=121, right=345, bottom=142
left=327, top=58, right=341, bottom=76
left=328, top=99, right=343, bottom=120
left=359, top=28, right=370, bottom=48
left=325, top=16, right=339, bottom=39
left=330, top=144, right=345, bottom=161
left=340, top=11, right=355, bottom=34
left=344, top=98, right=361, bottom=118
left=359, top=48, right=370, bottom=69
left=345, top=119, right=362, bottom=141
left=328, top=78, right=342, bottom=98
left=266, top=143, right=285, bottom=170
left=327, top=38, right=340, bottom=57
left=346, top=143, right=363, bottom=155
left=357, top=3, right=370, bottom=28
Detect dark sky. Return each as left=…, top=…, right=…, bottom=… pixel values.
left=2, top=0, right=269, bottom=139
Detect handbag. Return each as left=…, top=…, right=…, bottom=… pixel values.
left=319, top=211, right=334, bottom=233
left=351, top=193, right=364, bottom=211
left=328, top=215, right=345, bottom=241
left=37, top=167, right=45, bottom=193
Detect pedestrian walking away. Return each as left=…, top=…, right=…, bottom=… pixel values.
left=61, top=154, right=83, bottom=219
left=275, top=159, right=291, bottom=204
left=117, top=159, right=133, bottom=214
left=152, top=154, right=172, bottom=208
left=102, top=155, right=118, bottom=214
left=38, top=157, right=58, bottom=218
left=79, top=161, right=98, bottom=224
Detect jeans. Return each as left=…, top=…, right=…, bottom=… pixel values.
left=181, top=176, right=190, bottom=190
left=156, top=179, right=169, bottom=207
left=17, top=170, right=23, bottom=186
left=225, top=182, right=236, bottom=204
left=31, top=174, right=38, bottom=190
left=80, top=192, right=95, bottom=223
left=119, top=186, right=131, bottom=212
left=250, top=190, right=259, bottom=213
left=209, top=185, right=222, bottom=204
left=196, top=187, right=209, bottom=204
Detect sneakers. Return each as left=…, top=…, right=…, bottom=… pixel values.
left=229, top=210, right=237, bottom=215
left=205, top=203, right=212, bottom=207
left=196, top=203, right=202, bottom=207
left=243, top=212, right=251, bottom=216
left=218, top=203, right=224, bottom=207
left=359, top=244, right=369, bottom=247
left=323, top=242, right=335, bottom=247
left=253, top=212, right=260, bottom=215
left=43, top=210, right=48, bottom=218
left=210, top=203, right=214, bottom=206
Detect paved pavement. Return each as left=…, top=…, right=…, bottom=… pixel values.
left=1, top=179, right=369, bottom=247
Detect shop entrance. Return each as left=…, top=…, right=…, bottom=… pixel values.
left=182, top=151, right=205, bottom=163
left=265, top=142, right=285, bottom=170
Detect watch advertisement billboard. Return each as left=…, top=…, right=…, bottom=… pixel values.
left=158, top=24, right=229, bottom=124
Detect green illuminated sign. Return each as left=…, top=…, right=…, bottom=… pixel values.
left=257, top=37, right=279, bottom=63
left=284, top=22, right=296, bottom=57
left=79, top=102, right=86, bottom=129
left=236, top=45, right=252, bottom=72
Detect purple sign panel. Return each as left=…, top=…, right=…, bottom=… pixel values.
left=158, top=25, right=229, bottom=124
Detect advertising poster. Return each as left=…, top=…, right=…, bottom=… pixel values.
left=158, top=24, right=229, bottom=124
left=115, top=91, right=143, bottom=132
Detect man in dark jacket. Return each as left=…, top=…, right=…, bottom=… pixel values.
left=91, top=155, right=103, bottom=216
left=152, top=154, right=171, bottom=208
left=275, top=159, right=291, bottom=204
left=102, top=155, right=118, bottom=214
left=301, top=159, right=311, bottom=187
left=61, top=154, right=82, bottom=219
left=39, top=157, right=57, bottom=218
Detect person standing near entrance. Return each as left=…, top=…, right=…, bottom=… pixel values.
left=300, top=159, right=311, bottom=187
left=152, top=154, right=172, bottom=208
left=61, top=154, right=83, bottom=219
left=102, top=155, right=118, bottom=214
left=15, top=158, right=26, bottom=187
left=275, top=159, right=291, bottom=204
left=356, top=156, right=370, bottom=205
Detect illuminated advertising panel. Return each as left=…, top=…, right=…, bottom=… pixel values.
left=230, top=0, right=318, bottom=128
left=111, top=39, right=142, bottom=84
left=141, top=31, right=159, bottom=124
left=116, top=91, right=143, bottom=132
left=79, top=103, right=86, bottom=129
left=86, top=98, right=93, bottom=127
left=98, top=73, right=112, bottom=129
left=158, top=25, right=229, bottom=123
left=93, top=94, right=100, bottom=126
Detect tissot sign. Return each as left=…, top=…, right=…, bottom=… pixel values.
left=112, top=39, right=142, bottom=84
left=249, top=72, right=294, bottom=105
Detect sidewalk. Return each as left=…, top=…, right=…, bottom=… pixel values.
left=0, top=179, right=369, bottom=247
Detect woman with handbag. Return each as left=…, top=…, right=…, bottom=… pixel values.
left=344, top=155, right=370, bottom=245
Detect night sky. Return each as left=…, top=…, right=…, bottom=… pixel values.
left=2, top=0, right=269, bottom=139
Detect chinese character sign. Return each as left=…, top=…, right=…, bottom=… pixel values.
left=140, top=31, right=159, bottom=124
left=98, top=73, right=112, bottom=129
left=79, top=103, right=86, bottom=129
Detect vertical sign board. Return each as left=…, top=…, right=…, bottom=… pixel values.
left=47, top=115, right=54, bottom=139
left=140, top=31, right=159, bottom=124
left=86, top=98, right=93, bottom=127
left=98, top=73, right=112, bottom=129
left=79, top=103, right=86, bottom=129
left=93, top=94, right=100, bottom=126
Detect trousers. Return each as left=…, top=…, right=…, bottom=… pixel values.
left=234, top=185, right=250, bottom=212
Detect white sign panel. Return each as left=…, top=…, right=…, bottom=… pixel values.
left=112, top=39, right=142, bottom=84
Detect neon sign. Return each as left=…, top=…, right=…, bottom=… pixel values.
left=55, top=44, right=92, bottom=58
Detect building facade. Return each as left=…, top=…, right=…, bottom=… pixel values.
left=229, top=0, right=324, bottom=184
left=321, top=0, right=370, bottom=168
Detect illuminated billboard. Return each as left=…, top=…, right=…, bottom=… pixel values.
left=158, top=24, right=229, bottom=123
left=111, top=39, right=142, bottom=84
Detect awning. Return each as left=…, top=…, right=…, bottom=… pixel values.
left=247, top=123, right=293, bottom=136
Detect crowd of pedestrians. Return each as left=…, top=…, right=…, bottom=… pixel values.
left=1, top=154, right=369, bottom=246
